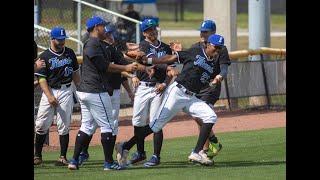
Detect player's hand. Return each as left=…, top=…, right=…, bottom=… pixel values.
left=131, top=77, right=140, bottom=88
left=155, top=83, right=167, bottom=94
left=126, top=50, right=146, bottom=62
left=167, top=66, right=179, bottom=77
left=125, top=63, right=138, bottom=72
left=169, top=40, right=183, bottom=52
left=210, top=75, right=223, bottom=86
left=34, top=59, right=46, bottom=71
left=146, top=66, right=155, bottom=78
left=48, top=95, right=58, bottom=107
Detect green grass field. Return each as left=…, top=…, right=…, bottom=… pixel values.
left=34, top=127, right=286, bottom=180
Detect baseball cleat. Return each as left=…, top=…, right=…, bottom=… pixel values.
left=115, top=142, right=129, bottom=166
left=34, top=156, right=43, bottom=165
left=68, top=158, right=79, bottom=170
left=188, top=151, right=213, bottom=166
left=207, top=141, right=222, bottom=159
left=78, top=152, right=90, bottom=165
left=104, top=161, right=125, bottom=170
left=55, top=156, right=69, bottom=166
left=129, top=151, right=146, bottom=165
left=144, top=155, right=160, bottom=167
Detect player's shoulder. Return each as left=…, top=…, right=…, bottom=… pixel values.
left=85, top=37, right=102, bottom=47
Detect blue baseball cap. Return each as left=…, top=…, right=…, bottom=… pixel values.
left=140, top=18, right=157, bottom=32
left=50, top=27, right=68, bottom=40
left=199, top=20, right=216, bottom=32
left=208, top=34, right=224, bottom=47
left=86, top=16, right=108, bottom=30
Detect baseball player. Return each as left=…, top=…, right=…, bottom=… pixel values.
left=119, top=34, right=225, bottom=166
left=76, top=24, right=136, bottom=165
left=34, top=27, right=80, bottom=166
left=190, top=20, right=230, bottom=159
left=67, top=16, right=138, bottom=171
left=115, top=18, right=175, bottom=167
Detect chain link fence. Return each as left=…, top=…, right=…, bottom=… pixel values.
left=34, top=0, right=142, bottom=55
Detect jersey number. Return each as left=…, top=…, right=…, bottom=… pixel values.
left=64, top=67, right=73, bottom=77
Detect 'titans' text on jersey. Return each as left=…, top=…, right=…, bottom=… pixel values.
left=175, top=47, right=220, bottom=93
left=35, top=47, right=79, bottom=88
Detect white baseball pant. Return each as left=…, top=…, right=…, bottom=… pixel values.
left=76, top=91, right=116, bottom=136
left=35, top=84, right=73, bottom=135
left=132, top=82, right=163, bottom=127
left=149, top=81, right=217, bottom=133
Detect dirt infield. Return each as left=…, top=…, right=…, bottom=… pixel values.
left=43, top=109, right=286, bottom=151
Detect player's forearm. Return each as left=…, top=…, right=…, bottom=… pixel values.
left=122, top=80, right=133, bottom=95
left=72, top=71, right=81, bottom=86
left=38, top=78, right=54, bottom=98
left=219, top=64, right=229, bottom=80
left=107, top=64, right=128, bottom=73
left=121, top=71, right=137, bottom=78
left=147, top=55, right=178, bottom=65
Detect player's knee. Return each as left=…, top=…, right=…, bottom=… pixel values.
left=202, top=114, right=217, bottom=124
left=80, top=126, right=95, bottom=136
left=58, top=128, right=70, bottom=136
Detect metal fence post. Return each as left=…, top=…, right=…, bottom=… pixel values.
left=136, top=23, right=140, bottom=44
left=77, top=0, right=82, bottom=55
left=260, top=54, right=271, bottom=108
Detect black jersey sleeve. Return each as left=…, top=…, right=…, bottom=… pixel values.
left=218, top=47, right=231, bottom=65
left=176, top=50, right=193, bottom=64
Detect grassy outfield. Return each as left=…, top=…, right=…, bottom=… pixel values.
left=34, top=127, right=286, bottom=180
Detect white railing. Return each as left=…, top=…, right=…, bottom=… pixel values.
left=73, top=0, right=141, bottom=45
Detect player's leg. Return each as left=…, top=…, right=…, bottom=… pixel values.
left=144, top=92, right=164, bottom=167
left=185, top=97, right=217, bottom=165
left=116, top=85, right=151, bottom=165
left=134, top=82, right=187, bottom=165
left=34, top=91, right=56, bottom=165
left=87, top=92, right=123, bottom=170
left=55, top=86, right=73, bottom=166
left=68, top=91, right=98, bottom=170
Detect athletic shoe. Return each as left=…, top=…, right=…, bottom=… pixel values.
left=78, top=152, right=89, bottom=165
left=144, top=155, right=160, bottom=167
left=129, top=151, right=146, bottom=165
left=68, top=158, right=79, bottom=170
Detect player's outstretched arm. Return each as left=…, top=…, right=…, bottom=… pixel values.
left=141, top=54, right=178, bottom=65
left=107, top=63, right=138, bottom=73
left=72, top=71, right=81, bottom=86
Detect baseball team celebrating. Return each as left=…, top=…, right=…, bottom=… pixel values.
left=33, top=15, right=230, bottom=171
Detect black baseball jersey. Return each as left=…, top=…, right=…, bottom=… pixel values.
left=175, top=46, right=230, bottom=94
left=77, top=37, right=113, bottom=93
left=104, top=42, right=129, bottom=90
left=194, top=45, right=231, bottom=104
left=138, top=40, right=172, bottom=83
left=34, top=47, right=79, bottom=88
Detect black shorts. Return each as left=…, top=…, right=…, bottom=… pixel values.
left=196, top=83, right=221, bottom=106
